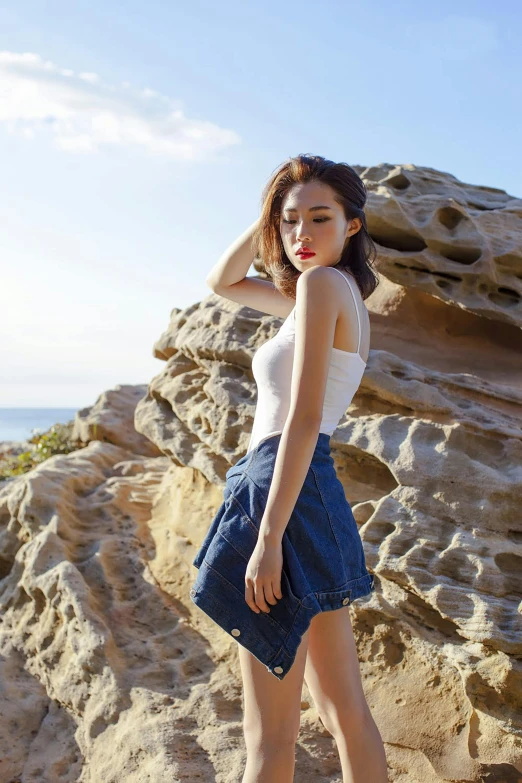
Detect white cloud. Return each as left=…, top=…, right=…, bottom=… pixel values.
left=0, top=51, right=242, bottom=159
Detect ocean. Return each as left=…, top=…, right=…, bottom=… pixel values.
left=0, top=408, right=80, bottom=443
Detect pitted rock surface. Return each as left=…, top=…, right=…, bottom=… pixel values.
left=1, top=164, right=521, bottom=782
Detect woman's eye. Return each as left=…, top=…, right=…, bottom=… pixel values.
left=282, top=218, right=329, bottom=224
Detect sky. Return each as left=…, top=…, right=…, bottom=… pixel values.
left=0, top=0, right=520, bottom=408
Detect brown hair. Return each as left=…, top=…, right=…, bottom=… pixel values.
left=251, top=153, right=379, bottom=301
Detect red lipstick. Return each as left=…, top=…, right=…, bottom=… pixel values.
left=296, top=247, right=316, bottom=259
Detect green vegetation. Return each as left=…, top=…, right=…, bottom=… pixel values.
left=0, top=421, right=91, bottom=481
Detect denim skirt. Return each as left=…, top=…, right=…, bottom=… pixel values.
left=190, top=431, right=375, bottom=680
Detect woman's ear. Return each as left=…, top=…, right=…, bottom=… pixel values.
left=343, top=223, right=353, bottom=247
left=349, top=217, right=362, bottom=237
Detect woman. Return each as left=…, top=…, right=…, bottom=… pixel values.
left=191, top=154, right=388, bottom=782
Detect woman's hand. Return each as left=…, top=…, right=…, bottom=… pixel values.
left=245, top=535, right=283, bottom=614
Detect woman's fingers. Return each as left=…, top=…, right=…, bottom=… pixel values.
left=250, top=581, right=284, bottom=612
left=244, top=539, right=284, bottom=613
left=272, top=580, right=283, bottom=601
left=245, top=580, right=260, bottom=613
left=263, top=582, right=280, bottom=606
left=253, top=582, right=271, bottom=613
left=245, top=579, right=282, bottom=613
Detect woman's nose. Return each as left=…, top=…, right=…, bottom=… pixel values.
left=296, top=224, right=312, bottom=241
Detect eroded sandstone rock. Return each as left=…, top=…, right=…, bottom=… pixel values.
left=72, top=384, right=162, bottom=458
left=1, top=164, right=521, bottom=782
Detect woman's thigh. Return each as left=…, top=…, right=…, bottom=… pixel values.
left=238, top=627, right=311, bottom=743
left=304, top=606, right=369, bottom=732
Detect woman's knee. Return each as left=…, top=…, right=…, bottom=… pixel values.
left=317, top=699, right=373, bottom=740
left=243, top=712, right=301, bottom=749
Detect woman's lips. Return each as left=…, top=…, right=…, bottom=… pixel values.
left=297, top=251, right=316, bottom=259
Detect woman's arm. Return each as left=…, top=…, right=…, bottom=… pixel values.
left=205, top=218, right=294, bottom=317
left=206, top=218, right=260, bottom=289
left=258, top=265, right=342, bottom=543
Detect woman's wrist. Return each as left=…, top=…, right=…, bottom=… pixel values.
left=207, top=218, right=260, bottom=288
left=258, top=523, right=282, bottom=546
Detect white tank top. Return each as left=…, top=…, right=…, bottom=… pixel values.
left=247, top=267, right=367, bottom=453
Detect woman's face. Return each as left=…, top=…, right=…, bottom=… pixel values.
left=279, top=180, right=361, bottom=272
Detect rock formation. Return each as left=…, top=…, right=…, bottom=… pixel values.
left=1, top=164, right=521, bottom=782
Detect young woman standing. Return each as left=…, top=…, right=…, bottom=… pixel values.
left=191, top=154, right=388, bottom=782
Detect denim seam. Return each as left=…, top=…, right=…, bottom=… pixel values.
left=310, top=464, right=347, bottom=582
left=226, top=471, right=249, bottom=496
left=313, top=571, right=373, bottom=599
left=225, top=442, right=258, bottom=481
left=266, top=585, right=325, bottom=666
left=239, top=475, right=269, bottom=513
left=279, top=572, right=307, bottom=608
left=218, top=531, right=253, bottom=563
left=243, top=437, right=263, bottom=473
left=203, top=559, right=245, bottom=596
left=317, top=571, right=372, bottom=591
left=266, top=601, right=305, bottom=668
left=244, top=432, right=283, bottom=480
left=229, top=495, right=260, bottom=537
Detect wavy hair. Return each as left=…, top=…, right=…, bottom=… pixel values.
left=251, top=154, right=379, bottom=300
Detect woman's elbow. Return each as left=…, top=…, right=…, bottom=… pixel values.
left=287, top=410, right=322, bottom=432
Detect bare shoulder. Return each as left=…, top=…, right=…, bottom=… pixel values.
left=304, top=265, right=367, bottom=311
left=296, top=265, right=346, bottom=307
left=297, top=264, right=342, bottom=291
left=297, top=265, right=370, bottom=349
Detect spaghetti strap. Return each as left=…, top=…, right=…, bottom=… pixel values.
left=330, top=267, right=362, bottom=353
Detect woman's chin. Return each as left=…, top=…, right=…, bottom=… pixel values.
left=294, top=257, right=320, bottom=269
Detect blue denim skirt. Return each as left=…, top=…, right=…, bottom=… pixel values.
left=190, top=431, right=375, bottom=680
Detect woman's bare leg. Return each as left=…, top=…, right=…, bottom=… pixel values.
left=304, top=606, right=388, bottom=783
left=238, top=627, right=310, bottom=783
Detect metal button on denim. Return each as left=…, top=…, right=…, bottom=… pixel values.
left=342, top=597, right=350, bottom=605
left=274, top=666, right=283, bottom=674
left=231, top=628, right=241, bottom=637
